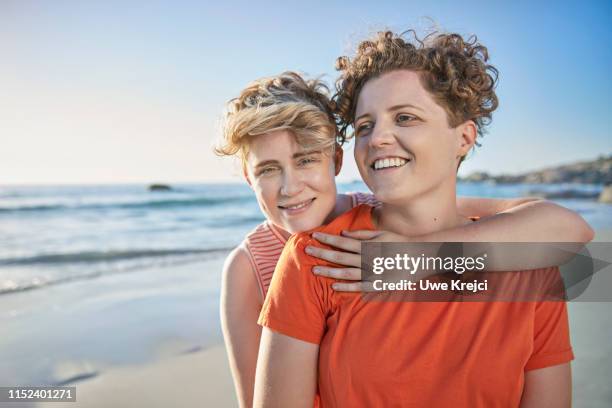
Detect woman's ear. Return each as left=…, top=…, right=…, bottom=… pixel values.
left=457, top=120, right=478, bottom=159
left=334, top=144, right=344, bottom=176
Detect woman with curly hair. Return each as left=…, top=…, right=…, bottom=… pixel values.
left=254, top=31, right=575, bottom=407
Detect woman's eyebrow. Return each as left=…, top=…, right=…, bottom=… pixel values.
left=254, top=159, right=279, bottom=169
left=355, top=103, right=423, bottom=122
left=293, top=150, right=322, bottom=159
left=388, top=103, right=423, bottom=113
left=254, top=151, right=321, bottom=168
left=354, top=112, right=371, bottom=123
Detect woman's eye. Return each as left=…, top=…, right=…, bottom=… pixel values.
left=298, top=157, right=319, bottom=167
left=355, top=122, right=373, bottom=136
left=259, top=167, right=279, bottom=176
left=396, top=113, right=416, bottom=123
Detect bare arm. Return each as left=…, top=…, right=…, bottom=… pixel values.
left=220, top=247, right=263, bottom=408
left=457, top=196, right=539, bottom=218
left=454, top=197, right=594, bottom=243
left=520, top=363, right=572, bottom=408
left=254, top=328, right=319, bottom=408
left=307, top=199, right=594, bottom=285
left=422, top=199, right=593, bottom=269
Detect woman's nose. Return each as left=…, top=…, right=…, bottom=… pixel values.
left=369, top=122, right=395, bottom=148
left=280, top=169, right=305, bottom=197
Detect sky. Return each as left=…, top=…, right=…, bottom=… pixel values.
left=1, top=0, right=611, bottom=184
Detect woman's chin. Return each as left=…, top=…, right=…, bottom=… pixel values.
left=282, top=219, right=322, bottom=235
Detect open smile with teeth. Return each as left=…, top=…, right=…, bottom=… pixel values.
left=371, top=157, right=410, bottom=170
left=278, top=198, right=315, bottom=210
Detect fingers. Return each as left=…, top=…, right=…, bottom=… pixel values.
left=305, top=245, right=361, bottom=267
left=340, top=230, right=382, bottom=240
left=312, top=232, right=361, bottom=253
left=331, top=281, right=376, bottom=292
left=313, top=266, right=361, bottom=280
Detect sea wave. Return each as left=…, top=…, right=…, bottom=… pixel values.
left=0, top=248, right=233, bottom=267
left=0, top=247, right=233, bottom=296
left=0, top=195, right=254, bottom=213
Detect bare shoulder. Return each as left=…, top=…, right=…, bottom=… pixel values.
left=221, top=246, right=261, bottom=303
left=223, top=246, right=253, bottom=274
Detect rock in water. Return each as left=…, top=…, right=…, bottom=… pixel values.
left=599, top=186, right=612, bottom=203
left=149, top=184, right=172, bottom=192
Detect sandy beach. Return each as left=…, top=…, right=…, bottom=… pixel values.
left=35, top=345, right=237, bottom=408
left=0, top=232, right=610, bottom=408
left=1, top=255, right=237, bottom=408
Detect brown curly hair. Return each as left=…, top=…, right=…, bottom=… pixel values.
left=333, top=30, right=499, bottom=158
left=216, top=72, right=343, bottom=169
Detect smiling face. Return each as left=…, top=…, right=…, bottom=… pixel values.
left=353, top=70, right=475, bottom=205
left=245, top=130, right=341, bottom=234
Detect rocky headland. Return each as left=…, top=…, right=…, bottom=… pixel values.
left=460, top=154, right=612, bottom=202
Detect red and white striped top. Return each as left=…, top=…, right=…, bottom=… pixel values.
left=241, top=192, right=380, bottom=299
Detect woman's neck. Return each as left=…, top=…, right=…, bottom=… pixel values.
left=325, top=193, right=352, bottom=224
left=375, top=183, right=469, bottom=237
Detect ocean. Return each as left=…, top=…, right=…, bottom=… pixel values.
left=1, top=182, right=611, bottom=297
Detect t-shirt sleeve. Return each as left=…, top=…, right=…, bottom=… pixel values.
left=525, top=268, right=574, bottom=371
left=257, top=235, right=332, bottom=345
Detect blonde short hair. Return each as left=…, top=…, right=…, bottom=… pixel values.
left=215, top=72, right=341, bottom=168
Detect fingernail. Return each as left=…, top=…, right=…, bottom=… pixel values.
left=305, top=246, right=313, bottom=254
left=313, top=266, right=321, bottom=274
left=312, top=232, right=320, bottom=239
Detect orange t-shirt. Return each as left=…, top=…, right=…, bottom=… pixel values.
left=258, top=205, right=574, bottom=407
